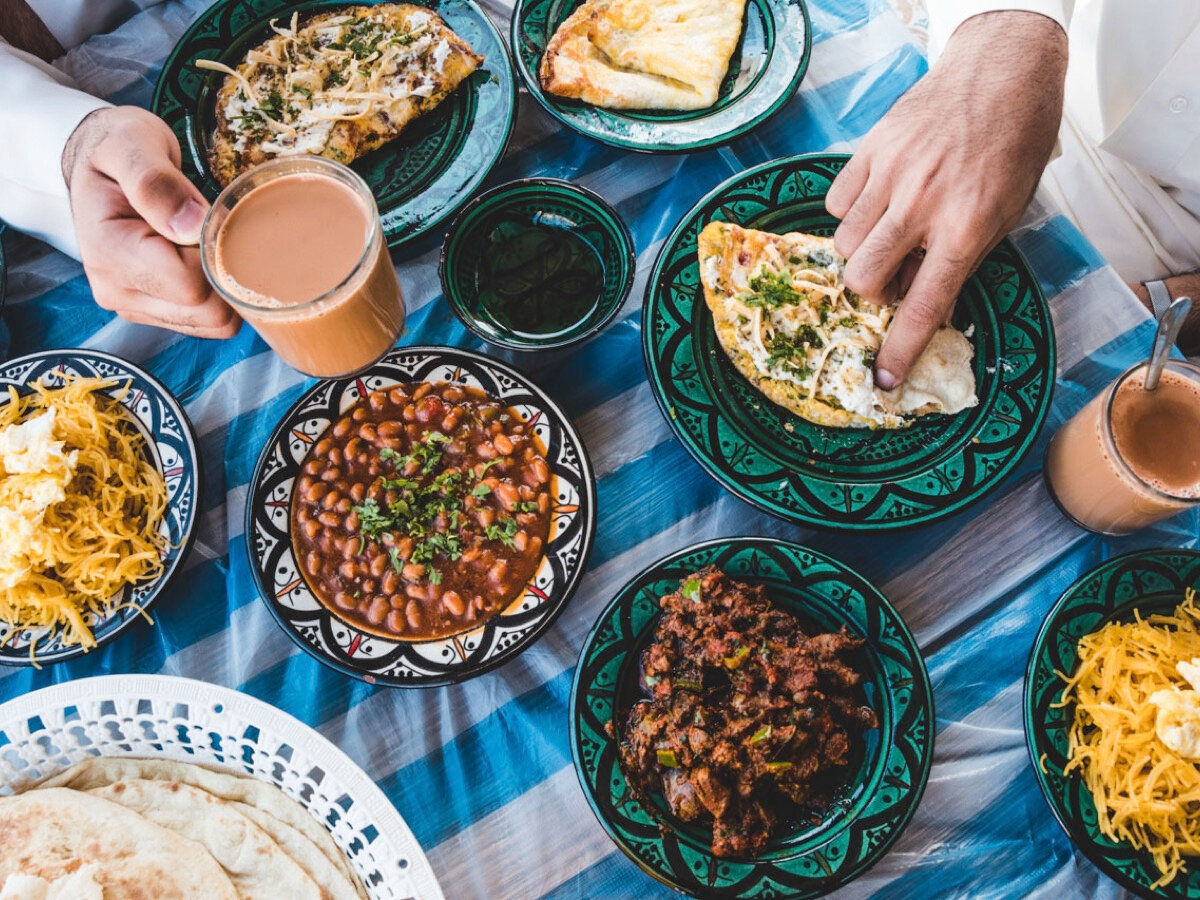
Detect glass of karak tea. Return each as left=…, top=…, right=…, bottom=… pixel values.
left=1044, top=358, right=1200, bottom=534
left=201, top=156, right=404, bottom=378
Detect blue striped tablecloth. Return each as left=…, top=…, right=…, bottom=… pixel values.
left=2, top=1, right=1195, bottom=897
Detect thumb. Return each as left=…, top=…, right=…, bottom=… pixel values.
left=93, top=120, right=209, bottom=245
left=121, top=161, right=209, bottom=245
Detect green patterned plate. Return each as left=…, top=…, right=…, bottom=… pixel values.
left=570, top=537, right=934, bottom=898
left=643, top=153, right=1055, bottom=531
left=1025, top=549, right=1200, bottom=898
left=511, top=0, right=811, bottom=153
left=151, top=0, right=517, bottom=249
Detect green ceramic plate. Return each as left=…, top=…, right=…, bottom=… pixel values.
left=643, top=153, right=1056, bottom=531
left=439, top=177, right=636, bottom=351
left=1025, top=548, right=1200, bottom=898
left=511, top=0, right=811, bottom=153
left=151, top=0, right=517, bottom=249
left=570, top=537, right=934, bottom=898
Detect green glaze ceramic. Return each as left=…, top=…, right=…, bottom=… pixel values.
left=151, top=0, right=516, bottom=249
left=570, top=537, right=934, bottom=899
left=511, top=0, right=811, bottom=153
left=643, top=153, right=1056, bottom=531
left=439, top=178, right=635, bottom=351
left=1025, top=549, right=1200, bottom=899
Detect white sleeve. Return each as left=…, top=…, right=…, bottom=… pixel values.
left=0, top=41, right=111, bottom=259
left=925, top=1, right=1072, bottom=60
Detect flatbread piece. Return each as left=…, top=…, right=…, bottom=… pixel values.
left=698, top=221, right=978, bottom=428
left=540, top=0, right=747, bottom=110
left=206, top=3, right=483, bottom=185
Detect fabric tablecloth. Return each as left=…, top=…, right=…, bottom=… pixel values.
left=2, top=1, right=1196, bottom=897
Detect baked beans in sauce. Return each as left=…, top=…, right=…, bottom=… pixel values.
left=291, top=382, right=553, bottom=641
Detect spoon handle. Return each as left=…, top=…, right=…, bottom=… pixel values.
left=1145, top=296, right=1193, bottom=391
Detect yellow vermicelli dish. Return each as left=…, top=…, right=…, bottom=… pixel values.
left=0, top=375, right=168, bottom=655
left=1057, top=589, right=1200, bottom=887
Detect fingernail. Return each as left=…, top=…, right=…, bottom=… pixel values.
left=170, top=199, right=206, bottom=244
left=876, top=368, right=899, bottom=390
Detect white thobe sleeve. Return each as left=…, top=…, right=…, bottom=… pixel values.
left=0, top=41, right=111, bottom=259
left=925, top=1, right=1072, bottom=60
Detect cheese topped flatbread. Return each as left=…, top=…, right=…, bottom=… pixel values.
left=540, top=0, right=747, bottom=111
left=202, top=4, right=482, bottom=186
left=698, top=222, right=979, bottom=429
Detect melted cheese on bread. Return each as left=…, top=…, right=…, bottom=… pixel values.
left=698, top=222, right=979, bottom=429
left=540, top=0, right=747, bottom=111
left=203, top=4, right=482, bottom=186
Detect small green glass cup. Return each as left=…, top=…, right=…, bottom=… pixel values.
left=439, top=177, right=636, bottom=352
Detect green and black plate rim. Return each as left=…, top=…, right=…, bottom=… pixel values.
left=570, top=536, right=934, bottom=898
left=1024, top=548, right=1200, bottom=899
left=152, top=0, right=518, bottom=249
left=642, top=152, right=1056, bottom=532
left=510, top=0, right=812, bottom=153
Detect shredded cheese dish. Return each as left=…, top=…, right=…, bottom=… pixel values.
left=201, top=4, right=483, bottom=186
left=1057, top=588, right=1200, bottom=888
left=0, top=376, right=168, bottom=659
left=698, top=222, right=978, bottom=428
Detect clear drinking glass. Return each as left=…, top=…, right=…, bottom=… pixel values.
left=1044, top=359, right=1200, bottom=534
left=200, top=156, right=405, bottom=378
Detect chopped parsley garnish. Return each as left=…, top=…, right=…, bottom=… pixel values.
left=349, top=431, right=525, bottom=572
left=485, top=517, right=520, bottom=548
left=764, top=333, right=820, bottom=380
left=744, top=268, right=804, bottom=308
left=353, top=498, right=393, bottom=538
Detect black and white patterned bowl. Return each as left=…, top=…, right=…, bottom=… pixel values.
left=246, top=346, right=597, bottom=687
left=0, top=350, right=200, bottom=666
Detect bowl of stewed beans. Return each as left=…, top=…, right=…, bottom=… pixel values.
left=247, top=346, right=596, bottom=687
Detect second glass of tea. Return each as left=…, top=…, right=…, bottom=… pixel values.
left=201, top=156, right=405, bottom=378
left=1044, top=358, right=1200, bottom=534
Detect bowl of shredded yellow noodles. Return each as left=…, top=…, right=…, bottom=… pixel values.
left=1026, top=549, right=1200, bottom=898
left=0, top=350, right=198, bottom=666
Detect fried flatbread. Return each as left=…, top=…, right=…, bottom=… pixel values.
left=698, top=221, right=978, bottom=429
left=204, top=3, right=482, bottom=186
left=539, top=0, right=746, bottom=110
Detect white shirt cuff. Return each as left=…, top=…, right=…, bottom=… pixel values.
left=926, top=1, right=1070, bottom=61
left=0, top=42, right=111, bottom=259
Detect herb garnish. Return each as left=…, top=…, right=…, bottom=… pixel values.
left=349, top=430, right=526, bottom=576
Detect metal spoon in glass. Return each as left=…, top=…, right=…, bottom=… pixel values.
left=1145, top=296, right=1193, bottom=391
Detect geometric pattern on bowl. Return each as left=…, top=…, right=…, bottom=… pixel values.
left=0, top=349, right=199, bottom=666
left=247, top=346, right=596, bottom=687
left=570, top=537, right=934, bottom=898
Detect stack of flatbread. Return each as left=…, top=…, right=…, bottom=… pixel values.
left=0, top=758, right=366, bottom=899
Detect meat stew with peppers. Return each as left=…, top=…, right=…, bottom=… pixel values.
left=617, top=567, right=878, bottom=858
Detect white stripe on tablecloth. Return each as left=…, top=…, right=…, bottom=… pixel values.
left=832, top=682, right=1028, bottom=898
left=1050, top=266, right=1150, bottom=373
left=427, top=766, right=615, bottom=900
left=54, top=0, right=212, bottom=99
left=882, top=477, right=1086, bottom=651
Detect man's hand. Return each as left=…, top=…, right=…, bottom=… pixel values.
left=62, top=106, right=240, bottom=338
left=825, top=11, right=1067, bottom=388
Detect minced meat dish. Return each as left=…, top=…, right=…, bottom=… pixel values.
left=618, top=567, right=878, bottom=858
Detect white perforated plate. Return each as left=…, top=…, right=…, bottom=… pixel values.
left=0, top=675, right=442, bottom=900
